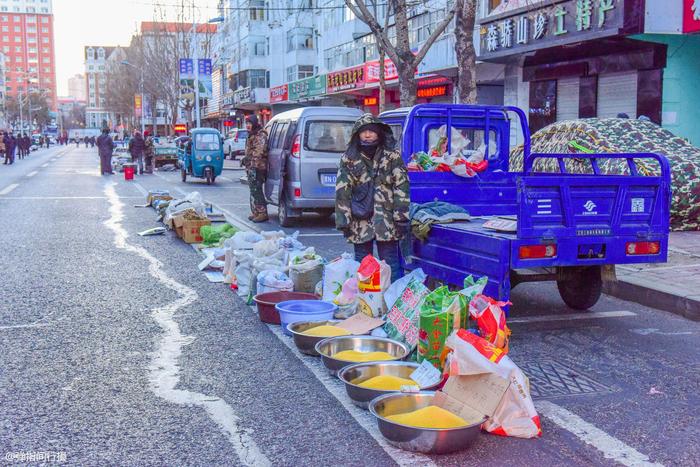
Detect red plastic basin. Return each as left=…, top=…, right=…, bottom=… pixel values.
left=253, top=291, right=318, bottom=324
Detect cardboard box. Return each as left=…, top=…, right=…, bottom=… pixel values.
left=173, top=216, right=211, bottom=244
left=433, top=373, right=510, bottom=424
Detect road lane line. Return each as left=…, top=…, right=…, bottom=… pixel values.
left=536, top=401, right=663, bottom=467
left=26, top=171, right=38, bottom=178
left=0, top=184, right=19, bottom=195
left=132, top=182, right=148, bottom=196
left=265, top=323, right=438, bottom=467
left=41, top=163, right=49, bottom=168
left=103, top=182, right=270, bottom=467
left=508, top=310, right=636, bottom=324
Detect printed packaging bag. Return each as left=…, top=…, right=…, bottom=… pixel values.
left=322, top=253, right=360, bottom=302
left=469, top=294, right=512, bottom=351
left=383, top=269, right=429, bottom=351
left=443, top=329, right=541, bottom=438
left=417, top=286, right=464, bottom=369
left=356, top=255, right=391, bottom=318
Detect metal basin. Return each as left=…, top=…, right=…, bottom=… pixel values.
left=314, top=336, right=410, bottom=376
left=369, top=392, right=486, bottom=454
left=287, top=320, right=346, bottom=356
left=338, top=361, right=442, bottom=409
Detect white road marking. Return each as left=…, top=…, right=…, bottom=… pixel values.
left=103, top=182, right=270, bottom=467
left=536, top=401, right=663, bottom=467
left=0, top=184, right=19, bottom=195
left=219, top=176, right=233, bottom=182
left=26, top=171, right=38, bottom=178
left=264, top=323, right=438, bottom=467
left=41, top=163, right=49, bottom=168
left=0, top=196, right=143, bottom=200
left=629, top=328, right=694, bottom=336
left=508, top=310, right=636, bottom=324
left=132, top=182, right=148, bottom=196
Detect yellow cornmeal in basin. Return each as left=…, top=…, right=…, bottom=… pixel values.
left=332, top=350, right=395, bottom=362
left=355, top=375, right=418, bottom=391
left=301, top=325, right=351, bottom=337
left=386, top=406, right=470, bottom=429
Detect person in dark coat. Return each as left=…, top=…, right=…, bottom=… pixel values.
left=1, top=132, right=7, bottom=164
left=97, top=128, right=114, bottom=175
left=128, top=131, right=146, bottom=175
left=5, top=132, right=16, bottom=164
left=22, top=134, right=31, bottom=158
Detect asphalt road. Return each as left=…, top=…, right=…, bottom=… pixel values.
left=0, top=146, right=698, bottom=466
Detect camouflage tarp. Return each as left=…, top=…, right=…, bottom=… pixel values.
left=510, top=118, right=700, bottom=231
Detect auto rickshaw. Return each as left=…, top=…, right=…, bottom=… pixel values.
left=178, top=128, right=224, bottom=185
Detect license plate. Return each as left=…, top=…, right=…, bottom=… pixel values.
left=321, top=174, right=337, bottom=186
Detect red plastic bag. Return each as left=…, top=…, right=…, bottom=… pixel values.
left=469, top=295, right=512, bottom=352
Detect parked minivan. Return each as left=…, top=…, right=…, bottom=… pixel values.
left=264, top=107, right=363, bottom=227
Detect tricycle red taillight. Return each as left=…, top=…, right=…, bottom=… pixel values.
left=626, top=241, right=660, bottom=255
left=519, top=244, right=557, bottom=259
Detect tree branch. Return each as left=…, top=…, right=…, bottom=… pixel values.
left=345, top=0, right=401, bottom=67
left=412, top=4, right=457, bottom=67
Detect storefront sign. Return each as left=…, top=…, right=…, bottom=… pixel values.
left=327, top=66, right=366, bottom=93
left=479, top=0, right=629, bottom=60
left=684, top=0, right=700, bottom=33
left=233, top=87, right=255, bottom=105
left=222, top=92, right=234, bottom=107
left=417, top=85, right=449, bottom=98
left=363, top=97, right=378, bottom=106
left=270, top=84, right=288, bottom=103
left=173, top=124, right=187, bottom=133
left=364, top=59, right=399, bottom=83
left=288, top=75, right=327, bottom=100
left=134, top=94, right=142, bottom=118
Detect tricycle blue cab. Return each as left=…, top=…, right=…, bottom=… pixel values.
left=177, top=128, right=224, bottom=185
left=380, top=104, right=671, bottom=311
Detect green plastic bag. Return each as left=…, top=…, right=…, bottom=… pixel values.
left=200, top=223, right=238, bottom=246
left=417, top=286, right=464, bottom=369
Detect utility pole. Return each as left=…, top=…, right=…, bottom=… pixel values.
left=19, top=88, right=23, bottom=134
left=192, top=18, right=201, bottom=128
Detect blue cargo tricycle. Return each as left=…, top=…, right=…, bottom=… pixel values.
left=178, top=128, right=224, bottom=185
left=381, top=104, right=671, bottom=310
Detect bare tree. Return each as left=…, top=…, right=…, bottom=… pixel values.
left=346, top=0, right=457, bottom=106
left=5, top=92, right=51, bottom=129
left=454, top=0, right=477, bottom=104
left=104, top=47, right=138, bottom=129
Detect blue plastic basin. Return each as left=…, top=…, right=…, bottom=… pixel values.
left=276, top=300, right=338, bottom=336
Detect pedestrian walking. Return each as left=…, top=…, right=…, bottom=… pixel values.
left=97, top=128, right=114, bottom=175
left=23, top=134, right=31, bottom=158
left=84, top=137, right=89, bottom=148
left=242, top=115, right=269, bottom=222
left=5, top=132, right=16, bottom=164
left=46, top=136, right=51, bottom=149
left=128, top=130, right=145, bottom=175
left=143, top=130, right=155, bottom=174
left=335, top=113, right=410, bottom=283
left=0, top=133, right=6, bottom=164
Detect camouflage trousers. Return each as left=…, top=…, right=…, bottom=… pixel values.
left=247, top=168, right=268, bottom=215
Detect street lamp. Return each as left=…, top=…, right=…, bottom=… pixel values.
left=121, top=60, right=145, bottom=135
left=189, top=15, right=224, bottom=129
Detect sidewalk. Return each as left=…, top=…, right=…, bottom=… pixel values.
left=223, top=158, right=244, bottom=171
left=604, top=231, right=700, bottom=321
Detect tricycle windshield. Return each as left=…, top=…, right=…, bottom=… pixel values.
left=426, top=126, right=499, bottom=160
left=195, top=133, right=220, bottom=151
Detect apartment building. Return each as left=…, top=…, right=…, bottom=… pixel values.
left=0, top=0, right=56, bottom=111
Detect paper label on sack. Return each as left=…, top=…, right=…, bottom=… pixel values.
left=409, top=360, right=442, bottom=388
left=438, top=374, right=510, bottom=419
left=336, top=313, right=385, bottom=335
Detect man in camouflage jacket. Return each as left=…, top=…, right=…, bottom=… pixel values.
left=242, top=114, right=269, bottom=222
left=335, top=113, right=410, bottom=283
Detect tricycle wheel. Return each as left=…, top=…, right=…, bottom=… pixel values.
left=205, top=167, right=214, bottom=185
left=557, top=266, right=602, bottom=310
left=181, top=167, right=187, bottom=182
left=278, top=192, right=295, bottom=227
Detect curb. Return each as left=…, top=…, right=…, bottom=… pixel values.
left=603, top=279, right=700, bottom=322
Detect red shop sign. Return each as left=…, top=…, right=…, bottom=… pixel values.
left=417, top=85, right=448, bottom=98
left=364, top=59, right=399, bottom=83
left=684, top=0, right=700, bottom=33
left=327, top=66, right=366, bottom=93
left=270, top=84, right=288, bottom=103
